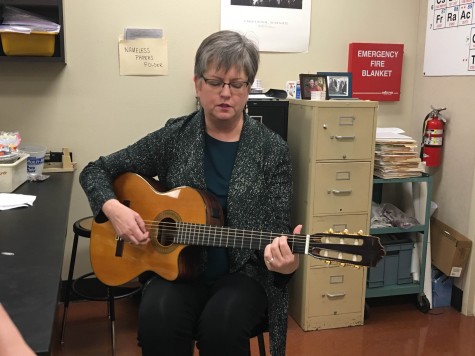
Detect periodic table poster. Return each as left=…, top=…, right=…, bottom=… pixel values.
left=423, top=0, right=475, bottom=76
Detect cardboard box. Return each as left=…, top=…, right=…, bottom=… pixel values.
left=431, top=218, right=472, bottom=277
left=0, top=154, right=28, bottom=193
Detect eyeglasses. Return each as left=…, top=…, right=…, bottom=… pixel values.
left=201, top=76, right=250, bottom=92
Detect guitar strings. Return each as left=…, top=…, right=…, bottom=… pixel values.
left=113, top=220, right=372, bottom=264
left=136, top=219, right=369, bottom=250
left=142, top=219, right=305, bottom=241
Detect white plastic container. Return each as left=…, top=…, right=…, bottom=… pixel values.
left=0, top=154, right=28, bottom=192
left=21, top=144, right=47, bottom=177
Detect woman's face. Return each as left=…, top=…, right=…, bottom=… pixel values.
left=194, top=65, right=250, bottom=126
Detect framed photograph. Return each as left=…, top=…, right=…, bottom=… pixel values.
left=299, top=74, right=327, bottom=100
left=317, top=72, right=352, bottom=99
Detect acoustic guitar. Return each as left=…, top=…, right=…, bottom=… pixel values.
left=90, top=173, right=385, bottom=286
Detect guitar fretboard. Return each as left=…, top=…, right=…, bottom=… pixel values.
left=172, top=222, right=302, bottom=253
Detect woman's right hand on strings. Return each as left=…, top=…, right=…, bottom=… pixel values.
left=102, top=199, right=150, bottom=245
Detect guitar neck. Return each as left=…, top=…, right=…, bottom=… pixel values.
left=174, top=222, right=305, bottom=254
left=169, top=221, right=384, bottom=267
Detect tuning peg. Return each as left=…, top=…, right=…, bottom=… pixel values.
left=343, top=229, right=349, bottom=235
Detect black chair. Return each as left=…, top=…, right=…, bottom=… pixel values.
left=256, top=333, right=266, bottom=356
left=251, top=320, right=268, bottom=356
left=60, top=216, right=142, bottom=355
left=193, top=318, right=268, bottom=355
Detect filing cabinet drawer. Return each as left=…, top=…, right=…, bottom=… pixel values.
left=312, top=213, right=369, bottom=233
left=310, top=214, right=369, bottom=268
left=307, top=265, right=365, bottom=317
left=314, top=107, right=375, bottom=161
left=313, top=162, right=372, bottom=215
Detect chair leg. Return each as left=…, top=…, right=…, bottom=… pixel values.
left=60, top=234, right=79, bottom=344
left=257, top=333, right=266, bottom=356
left=108, top=287, right=116, bottom=356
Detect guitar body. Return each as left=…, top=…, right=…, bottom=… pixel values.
left=90, top=173, right=223, bottom=286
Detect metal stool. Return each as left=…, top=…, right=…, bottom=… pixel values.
left=60, top=216, right=142, bottom=355
left=256, top=333, right=266, bottom=356
left=250, top=319, right=268, bottom=356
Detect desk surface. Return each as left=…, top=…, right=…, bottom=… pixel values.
left=0, top=173, right=74, bottom=355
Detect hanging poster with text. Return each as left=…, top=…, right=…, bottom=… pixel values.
left=220, top=0, right=310, bottom=53
left=348, top=43, right=404, bottom=101
left=423, top=0, right=475, bottom=76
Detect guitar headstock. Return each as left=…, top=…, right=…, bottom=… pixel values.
left=306, top=229, right=385, bottom=267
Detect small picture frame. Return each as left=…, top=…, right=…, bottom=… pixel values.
left=317, top=72, right=352, bottom=99
left=299, top=74, right=327, bottom=100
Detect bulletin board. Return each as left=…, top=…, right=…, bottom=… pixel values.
left=423, top=0, right=475, bottom=76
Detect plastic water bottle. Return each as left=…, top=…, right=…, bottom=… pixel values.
left=296, top=81, right=301, bottom=99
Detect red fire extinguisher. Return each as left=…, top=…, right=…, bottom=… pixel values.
left=420, top=106, right=447, bottom=167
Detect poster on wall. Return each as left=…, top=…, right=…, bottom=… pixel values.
left=423, top=0, right=475, bottom=76
left=220, top=0, right=311, bottom=52
left=348, top=43, right=404, bottom=101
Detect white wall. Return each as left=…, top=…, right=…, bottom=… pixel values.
left=1, top=0, right=472, bottom=314
left=414, top=1, right=475, bottom=314
left=414, top=2, right=475, bottom=235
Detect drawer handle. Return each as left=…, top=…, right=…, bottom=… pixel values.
left=330, top=189, right=352, bottom=195
left=334, top=135, right=355, bottom=141
left=326, top=292, right=346, bottom=298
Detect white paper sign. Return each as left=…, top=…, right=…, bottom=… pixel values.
left=118, top=35, right=168, bottom=76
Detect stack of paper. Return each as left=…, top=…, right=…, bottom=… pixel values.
left=0, top=6, right=60, bottom=34
left=0, top=193, right=36, bottom=210
left=374, top=128, right=424, bottom=179
left=124, top=28, right=163, bottom=40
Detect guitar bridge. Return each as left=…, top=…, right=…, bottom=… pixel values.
left=115, top=235, right=124, bottom=257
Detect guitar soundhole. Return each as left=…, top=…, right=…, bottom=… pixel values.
left=157, top=218, right=177, bottom=246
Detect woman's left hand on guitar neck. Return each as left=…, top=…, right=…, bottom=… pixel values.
left=264, top=224, right=302, bottom=274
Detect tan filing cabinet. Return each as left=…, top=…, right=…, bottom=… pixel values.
left=287, top=99, right=378, bottom=331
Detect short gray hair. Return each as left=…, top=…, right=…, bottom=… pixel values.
left=194, top=30, right=259, bottom=85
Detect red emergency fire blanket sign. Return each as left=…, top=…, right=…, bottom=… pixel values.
left=348, top=43, right=404, bottom=101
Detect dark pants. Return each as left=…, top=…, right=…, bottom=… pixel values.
left=138, top=272, right=268, bottom=356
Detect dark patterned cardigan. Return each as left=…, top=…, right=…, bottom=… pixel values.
left=79, top=109, right=294, bottom=356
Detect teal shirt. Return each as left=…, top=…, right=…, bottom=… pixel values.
left=202, top=133, right=239, bottom=283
